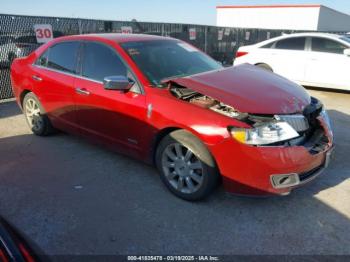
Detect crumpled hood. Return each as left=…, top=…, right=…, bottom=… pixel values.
left=169, top=64, right=311, bottom=114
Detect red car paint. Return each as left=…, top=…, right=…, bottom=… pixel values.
left=170, top=64, right=311, bottom=114
left=10, top=34, right=333, bottom=196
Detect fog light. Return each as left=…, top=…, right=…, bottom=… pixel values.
left=270, top=173, right=300, bottom=189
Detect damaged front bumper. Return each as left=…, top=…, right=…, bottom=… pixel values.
left=209, top=113, right=334, bottom=196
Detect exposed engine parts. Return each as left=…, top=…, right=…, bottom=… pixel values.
left=170, top=85, right=241, bottom=118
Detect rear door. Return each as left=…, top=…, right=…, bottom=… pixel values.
left=304, top=37, right=350, bottom=90
left=31, top=41, right=80, bottom=132
left=74, top=41, right=148, bottom=156
left=266, top=37, right=307, bottom=82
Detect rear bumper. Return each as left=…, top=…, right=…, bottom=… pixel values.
left=209, top=118, right=334, bottom=196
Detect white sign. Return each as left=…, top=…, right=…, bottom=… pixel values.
left=34, top=24, right=53, bottom=43
left=245, top=31, right=251, bottom=41
left=121, top=26, right=133, bottom=34
left=224, top=28, right=230, bottom=36
left=189, top=28, right=196, bottom=40
left=267, top=32, right=271, bottom=39
left=218, top=30, right=224, bottom=41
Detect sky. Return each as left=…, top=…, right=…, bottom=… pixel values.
left=1, top=0, right=350, bottom=25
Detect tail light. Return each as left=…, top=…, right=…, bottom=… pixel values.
left=235, top=51, right=249, bottom=58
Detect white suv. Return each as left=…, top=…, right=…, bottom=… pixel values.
left=234, top=33, right=350, bottom=91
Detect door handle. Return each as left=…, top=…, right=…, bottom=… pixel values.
left=75, top=87, right=90, bottom=96
left=32, top=75, right=42, bottom=82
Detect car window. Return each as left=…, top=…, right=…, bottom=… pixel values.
left=261, top=42, right=275, bottom=48
left=311, top=38, right=348, bottom=54
left=121, top=40, right=222, bottom=86
left=47, top=42, right=79, bottom=74
left=81, top=42, right=127, bottom=82
left=35, top=50, right=49, bottom=67
left=274, top=37, right=306, bottom=51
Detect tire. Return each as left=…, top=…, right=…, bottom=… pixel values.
left=23, top=92, right=55, bottom=136
left=256, top=63, right=273, bottom=72
left=156, top=130, right=219, bottom=201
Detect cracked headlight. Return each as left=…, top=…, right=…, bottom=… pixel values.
left=230, top=122, right=299, bottom=145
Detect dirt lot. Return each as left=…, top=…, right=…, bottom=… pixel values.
left=0, top=89, right=349, bottom=255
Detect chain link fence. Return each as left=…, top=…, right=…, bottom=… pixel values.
left=0, top=14, right=306, bottom=100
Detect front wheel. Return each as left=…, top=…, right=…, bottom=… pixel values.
left=23, top=92, right=55, bottom=136
left=156, top=130, right=219, bottom=201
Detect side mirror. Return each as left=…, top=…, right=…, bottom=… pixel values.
left=103, top=76, right=134, bottom=91
left=343, top=48, right=350, bottom=56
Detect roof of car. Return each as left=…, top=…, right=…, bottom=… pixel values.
left=254, top=32, right=347, bottom=47
left=57, top=33, right=173, bottom=43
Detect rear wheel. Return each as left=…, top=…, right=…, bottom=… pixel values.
left=23, top=92, right=54, bottom=136
left=256, top=63, right=273, bottom=72
left=156, top=130, right=219, bottom=201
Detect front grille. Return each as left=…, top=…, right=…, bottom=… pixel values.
left=276, top=115, right=309, bottom=132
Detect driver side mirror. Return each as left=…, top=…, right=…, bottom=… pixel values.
left=103, top=76, right=134, bottom=91
left=344, top=48, right=350, bottom=56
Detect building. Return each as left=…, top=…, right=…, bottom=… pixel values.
left=216, top=4, right=350, bottom=32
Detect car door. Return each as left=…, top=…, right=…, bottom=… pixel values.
left=265, top=37, right=307, bottom=82
left=31, top=41, right=80, bottom=133
left=304, top=37, right=350, bottom=90
left=74, top=41, right=148, bottom=156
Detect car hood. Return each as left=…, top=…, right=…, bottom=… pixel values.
left=169, top=64, right=311, bottom=114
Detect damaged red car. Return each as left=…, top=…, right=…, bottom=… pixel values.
left=11, top=34, right=334, bottom=200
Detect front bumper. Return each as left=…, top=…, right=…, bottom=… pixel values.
left=209, top=116, right=334, bottom=196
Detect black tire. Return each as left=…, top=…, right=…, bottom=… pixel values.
left=256, top=63, right=273, bottom=72
left=23, top=92, right=55, bottom=136
left=156, top=130, right=219, bottom=201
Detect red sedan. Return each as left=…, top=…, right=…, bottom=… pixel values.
left=11, top=34, right=334, bottom=200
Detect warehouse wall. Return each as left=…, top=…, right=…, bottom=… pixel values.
left=318, top=6, right=350, bottom=32
left=216, top=6, right=320, bottom=30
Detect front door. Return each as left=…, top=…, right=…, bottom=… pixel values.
left=74, top=41, right=149, bottom=156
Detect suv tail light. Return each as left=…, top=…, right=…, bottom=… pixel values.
left=235, top=51, right=249, bottom=58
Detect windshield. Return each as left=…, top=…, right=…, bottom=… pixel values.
left=340, top=36, right=350, bottom=44
left=121, top=40, right=222, bottom=86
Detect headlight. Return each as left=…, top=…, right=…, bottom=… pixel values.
left=230, top=122, right=299, bottom=145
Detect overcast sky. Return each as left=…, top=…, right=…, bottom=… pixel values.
left=2, top=0, right=350, bottom=25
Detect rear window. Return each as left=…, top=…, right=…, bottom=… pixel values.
left=311, top=38, right=348, bottom=54
left=47, top=42, right=79, bottom=74
left=275, top=37, right=306, bottom=51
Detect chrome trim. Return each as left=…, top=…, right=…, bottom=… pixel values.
left=32, top=64, right=103, bottom=84
left=275, top=114, right=309, bottom=132
left=270, top=173, right=300, bottom=189
left=75, top=88, right=90, bottom=96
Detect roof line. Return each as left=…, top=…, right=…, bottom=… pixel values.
left=216, top=4, right=322, bottom=9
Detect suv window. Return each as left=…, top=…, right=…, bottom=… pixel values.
left=81, top=42, right=127, bottom=82
left=311, top=38, right=348, bottom=54
left=275, top=37, right=306, bottom=50
left=47, top=42, right=79, bottom=74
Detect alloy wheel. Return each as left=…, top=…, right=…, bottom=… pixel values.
left=25, top=98, right=43, bottom=132
left=161, top=143, right=204, bottom=194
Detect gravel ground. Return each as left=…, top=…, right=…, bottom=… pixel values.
left=0, top=89, right=349, bottom=256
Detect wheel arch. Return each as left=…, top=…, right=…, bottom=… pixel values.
left=19, top=89, right=32, bottom=108
left=255, top=63, right=273, bottom=72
